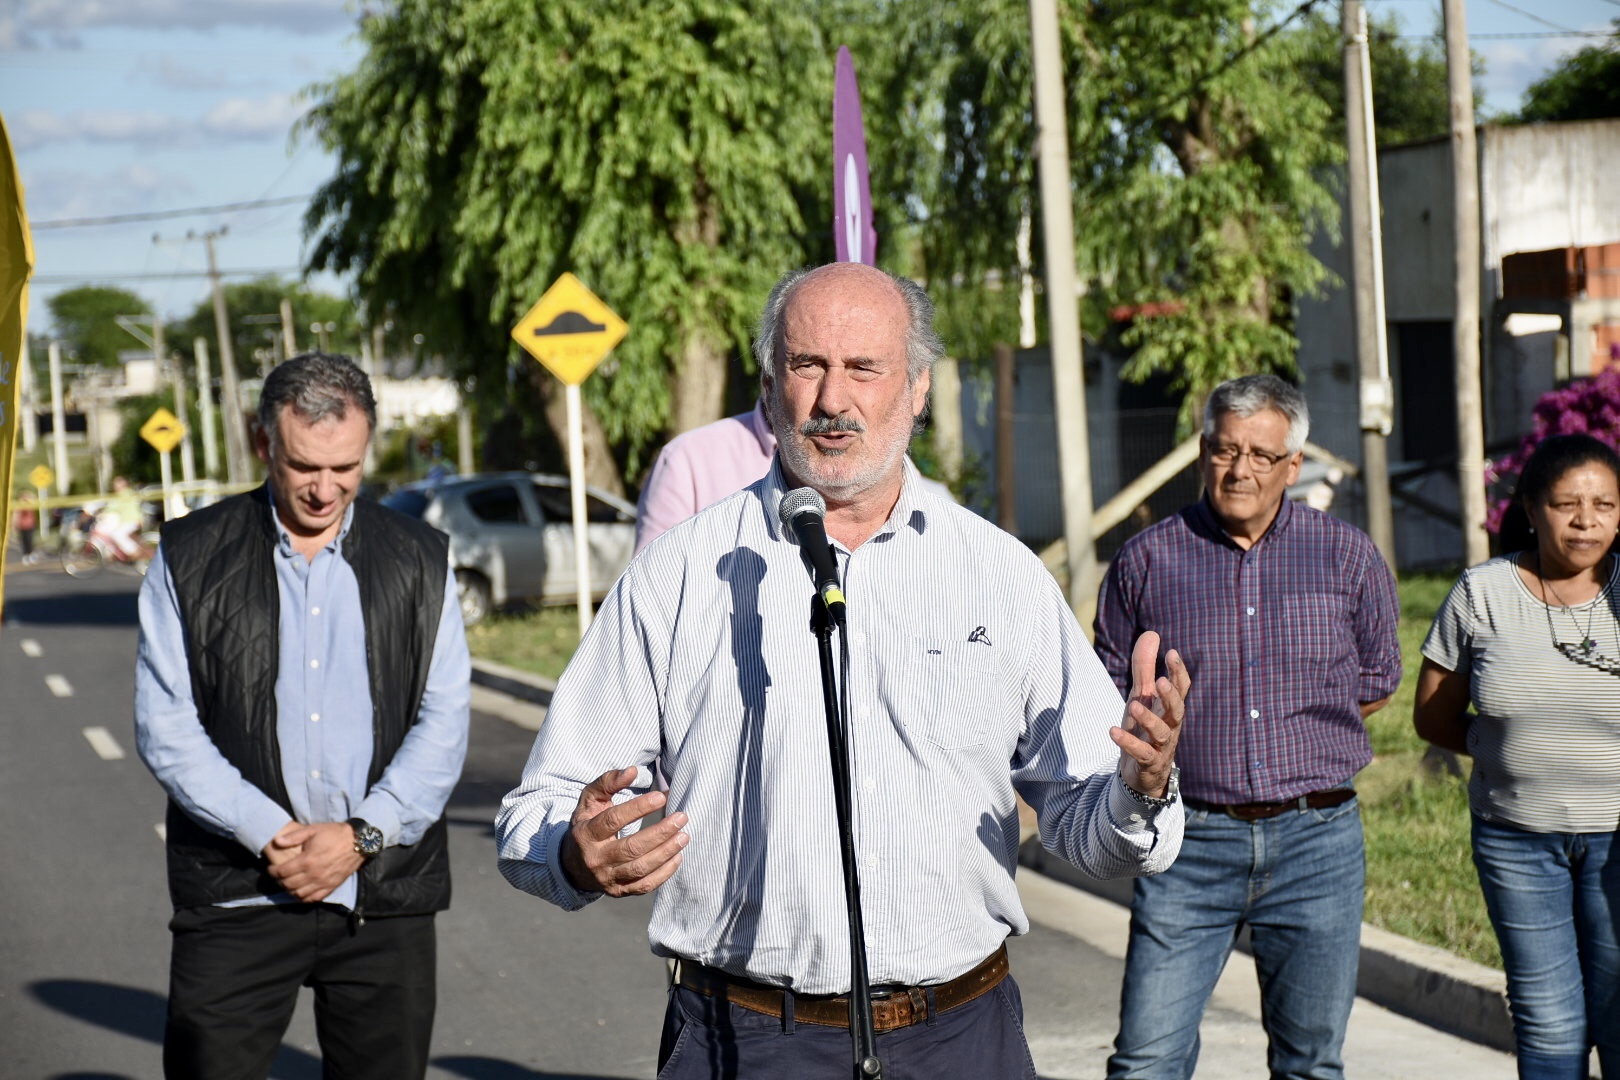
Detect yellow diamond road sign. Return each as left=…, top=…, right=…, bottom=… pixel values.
left=140, top=407, right=186, bottom=454
left=511, top=273, right=628, bottom=386
left=29, top=465, right=54, bottom=490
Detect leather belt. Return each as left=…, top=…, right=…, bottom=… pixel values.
left=1185, top=789, right=1356, bottom=821
left=675, top=945, right=1010, bottom=1032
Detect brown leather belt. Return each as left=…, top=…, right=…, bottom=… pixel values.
left=1185, top=789, right=1356, bottom=821
left=675, top=945, right=1010, bottom=1032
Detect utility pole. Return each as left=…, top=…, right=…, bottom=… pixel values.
left=155, top=317, right=196, bottom=485
left=201, top=230, right=251, bottom=483
left=279, top=298, right=297, bottom=361
left=1028, top=0, right=1096, bottom=615
left=47, top=340, right=68, bottom=498
left=19, top=337, right=37, bottom=452
left=1443, top=0, right=1488, bottom=565
left=1342, top=0, right=1396, bottom=569
left=194, top=337, right=220, bottom=481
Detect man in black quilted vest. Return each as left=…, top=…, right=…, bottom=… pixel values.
left=134, top=353, right=470, bottom=1080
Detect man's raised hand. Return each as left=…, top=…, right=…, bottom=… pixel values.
left=560, top=766, right=689, bottom=897
left=1111, top=631, right=1190, bottom=799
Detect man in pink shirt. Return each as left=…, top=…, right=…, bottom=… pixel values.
left=634, top=401, right=775, bottom=552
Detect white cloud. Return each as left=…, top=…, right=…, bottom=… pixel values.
left=24, top=162, right=196, bottom=220
left=2, top=0, right=357, bottom=44
left=10, top=94, right=307, bottom=150
left=134, top=55, right=239, bottom=93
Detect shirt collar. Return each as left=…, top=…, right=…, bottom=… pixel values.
left=1193, top=491, right=1296, bottom=550
left=266, top=487, right=356, bottom=557
left=760, top=456, right=932, bottom=548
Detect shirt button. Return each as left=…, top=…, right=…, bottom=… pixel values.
left=1250, top=709, right=1260, bottom=719
left=311, top=606, right=320, bottom=616
left=862, top=776, right=876, bottom=793
left=310, top=659, right=319, bottom=669
left=310, top=713, right=320, bottom=722
left=1246, top=606, right=1255, bottom=616
left=865, top=855, right=878, bottom=870
left=310, top=769, right=321, bottom=779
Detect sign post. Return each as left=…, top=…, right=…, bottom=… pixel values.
left=140, top=406, right=187, bottom=521
left=29, top=464, right=53, bottom=539
left=510, top=273, right=629, bottom=638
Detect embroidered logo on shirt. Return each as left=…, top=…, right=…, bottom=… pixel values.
left=968, top=626, right=992, bottom=647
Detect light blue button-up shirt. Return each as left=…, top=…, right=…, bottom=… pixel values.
left=135, top=499, right=470, bottom=910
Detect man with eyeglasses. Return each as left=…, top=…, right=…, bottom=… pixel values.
left=1096, top=374, right=1402, bottom=1080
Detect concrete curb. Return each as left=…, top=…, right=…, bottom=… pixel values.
left=1019, top=839, right=1514, bottom=1054
left=471, top=657, right=556, bottom=707
left=466, top=660, right=1514, bottom=1056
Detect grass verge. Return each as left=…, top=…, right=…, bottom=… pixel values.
left=466, top=572, right=1502, bottom=969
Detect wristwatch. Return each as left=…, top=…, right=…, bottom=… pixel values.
left=347, top=818, right=384, bottom=859
left=1122, top=765, right=1181, bottom=811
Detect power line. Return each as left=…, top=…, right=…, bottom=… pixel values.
left=1398, top=29, right=1614, bottom=38
left=1480, top=0, right=1576, bottom=33
left=31, top=267, right=306, bottom=284
left=30, top=195, right=313, bottom=231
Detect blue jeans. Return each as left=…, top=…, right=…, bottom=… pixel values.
left=1108, top=796, right=1364, bottom=1080
left=1472, top=816, right=1620, bottom=1080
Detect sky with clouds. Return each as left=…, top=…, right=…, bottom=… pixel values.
left=3, top=0, right=1617, bottom=343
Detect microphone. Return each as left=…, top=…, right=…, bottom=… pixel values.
left=778, top=487, right=847, bottom=625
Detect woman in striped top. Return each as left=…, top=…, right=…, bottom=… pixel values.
left=1415, top=433, right=1620, bottom=1080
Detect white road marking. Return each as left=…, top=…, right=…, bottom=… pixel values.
left=154, top=823, right=167, bottom=842
left=19, top=638, right=42, bottom=658
left=83, top=726, right=126, bottom=760
left=45, top=674, right=74, bottom=697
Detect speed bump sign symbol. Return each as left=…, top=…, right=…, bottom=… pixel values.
left=511, top=273, right=628, bottom=386
left=140, top=407, right=186, bottom=454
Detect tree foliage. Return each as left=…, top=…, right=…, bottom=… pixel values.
left=47, top=285, right=149, bottom=367
left=1294, top=10, right=1453, bottom=148
left=1517, top=22, right=1620, bottom=124
left=302, top=0, right=846, bottom=485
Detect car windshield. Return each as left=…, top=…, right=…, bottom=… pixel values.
left=380, top=490, right=430, bottom=519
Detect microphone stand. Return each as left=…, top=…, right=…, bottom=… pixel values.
left=809, top=595, right=882, bottom=1079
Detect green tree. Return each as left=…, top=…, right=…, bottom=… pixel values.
left=302, top=0, right=847, bottom=491
left=168, top=277, right=362, bottom=381
left=1517, top=21, right=1620, bottom=123
left=46, top=285, right=151, bottom=367
left=895, top=0, right=1341, bottom=424
left=1295, top=10, right=1455, bottom=147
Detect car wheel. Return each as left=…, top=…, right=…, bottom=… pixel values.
left=456, top=570, right=493, bottom=626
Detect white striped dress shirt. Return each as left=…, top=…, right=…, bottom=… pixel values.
left=496, top=459, right=1182, bottom=994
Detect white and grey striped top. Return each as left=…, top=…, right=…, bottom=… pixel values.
left=496, top=459, right=1182, bottom=993
left=1423, top=555, right=1620, bottom=832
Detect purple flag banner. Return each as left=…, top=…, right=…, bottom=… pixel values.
left=832, top=46, right=877, bottom=265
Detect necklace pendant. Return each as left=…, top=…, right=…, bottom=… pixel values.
left=1582, top=637, right=1597, bottom=654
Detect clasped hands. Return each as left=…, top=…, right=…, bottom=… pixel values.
left=263, top=821, right=366, bottom=904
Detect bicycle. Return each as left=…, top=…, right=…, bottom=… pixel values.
left=59, top=512, right=155, bottom=579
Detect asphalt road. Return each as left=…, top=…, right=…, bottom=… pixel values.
left=0, top=550, right=1515, bottom=1079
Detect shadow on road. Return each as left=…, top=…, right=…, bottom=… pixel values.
left=29, top=978, right=322, bottom=1078
left=433, top=1057, right=637, bottom=1080
left=5, top=589, right=140, bottom=628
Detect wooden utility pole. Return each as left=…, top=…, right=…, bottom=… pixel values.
left=1028, top=0, right=1096, bottom=612
left=47, top=340, right=68, bottom=498
left=1443, top=0, right=1489, bottom=565
left=155, top=317, right=196, bottom=485
left=1342, top=0, right=1396, bottom=568
left=995, top=343, right=1018, bottom=534
left=279, top=298, right=297, bottom=361
left=202, top=230, right=251, bottom=483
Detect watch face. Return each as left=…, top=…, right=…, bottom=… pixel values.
left=352, top=822, right=383, bottom=857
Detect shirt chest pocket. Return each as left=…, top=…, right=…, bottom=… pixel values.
left=1280, top=594, right=1353, bottom=668
left=892, top=638, right=1004, bottom=750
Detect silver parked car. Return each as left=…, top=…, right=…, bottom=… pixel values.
left=380, top=472, right=637, bottom=625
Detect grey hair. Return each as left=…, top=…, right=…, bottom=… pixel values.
left=257, top=352, right=377, bottom=454
left=1203, top=374, right=1310, bottom=454
left=753, top=265, right=945, bottom=387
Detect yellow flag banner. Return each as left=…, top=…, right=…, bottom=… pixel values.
left=0, top=111, right=37, bottom=619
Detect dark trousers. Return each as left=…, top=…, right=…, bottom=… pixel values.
left=656, top=974, right=1038, bottom=1080
left=164, top=903, right=436, bottom=1080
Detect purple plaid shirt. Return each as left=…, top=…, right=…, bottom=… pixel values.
left=1095, top=497, right=1401, bottom=805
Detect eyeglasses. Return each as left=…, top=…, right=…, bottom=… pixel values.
left=1206, top=445, right=1292, bottom=474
